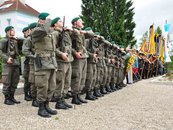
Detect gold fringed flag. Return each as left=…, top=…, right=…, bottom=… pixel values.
left=148, top=25, right=156, bottom=54
left=140, top=39, right=146, bottom=52
left=159, top=38, right=165, bottom=63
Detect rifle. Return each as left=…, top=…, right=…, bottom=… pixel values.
left=7, top=39, right=16, bottom=60
left=59, top=16, right=66, bottom=53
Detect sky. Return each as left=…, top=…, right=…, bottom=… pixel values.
left=26, top=0, right=173, bottom=42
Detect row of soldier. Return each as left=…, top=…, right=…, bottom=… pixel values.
left=1, top=12, right=155, bottom=118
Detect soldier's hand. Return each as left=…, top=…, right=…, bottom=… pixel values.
left=61, top=53, right=68, bottom=61
left=75, top=52, right=82, bottom=59
left=7, top=57, right=13, bottom=64
left=111, top=58, right=115, bottom=64
left=93, top=53, right=97, bottom=59
left=108, top=59, right=111, bottom=63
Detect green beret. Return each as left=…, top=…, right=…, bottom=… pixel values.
left=94, top=32, right=100, bottom=36
left=22, top=27, right=29, bottom=32
left=111, top=41, right=115, bottom=45
left=51, top=17, right=60, bottom=27
left=84, top=27, right=92, bottom=31
left=71, top=17, right=80, bottom=24
left=29, top=22, right=37, bottom=29
left=5, top=26, right=14, bottom=33
left=38, top=12, right=49, bottom=20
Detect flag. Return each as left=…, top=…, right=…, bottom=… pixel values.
left=140, top=39, right=146, bottom=52
left=159, top=38, right=165, bottom=63
left=148, top=25, right=156, bottom=54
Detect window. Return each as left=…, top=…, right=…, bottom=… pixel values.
left=7, top=18, right=11, bottom=26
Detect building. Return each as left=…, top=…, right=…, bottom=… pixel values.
left=0, top=0, right=39, bottom=37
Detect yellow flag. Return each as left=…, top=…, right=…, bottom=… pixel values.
left=149, top=25, right=156, bottom=54
left=159, top=38, right=165, bottom=63
left=140, top=39, right=146, bottom=52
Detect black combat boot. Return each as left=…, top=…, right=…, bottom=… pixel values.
left=116, top=84, right=122, bottom=90
left=24, top=92, right=32, bottom=101
left=97, top=88, right=104, bottom=97
left=50, top=96, right=57, bottom=102
left=10, top=92, right=21, bottom=104
left=77, top=94, right=88, bottom=103
left=32, top=98, right=38, bottom=107
left=55, top=98, right=68, bottom=109
left=85, top=90, right=95, bottom=100
left=62, top=98, right=72, bottom=108
left=38, top=102, right=51, bottom=118
left=105, top=85, right=112, bottom=93
left=93, top=88, right=102, bottom=97
left=91, top=90, right=98, bottom=100
left=71, top=94, right=82, bottom=105
left=121, top=82, right=127, bottom=87
left=100, top=86, right=108, bottom=94
left=4, top=94, right=14, bottom=105
left=110, top=83, right=117, bottom=91
left=45, top=101, right=57, bottom=115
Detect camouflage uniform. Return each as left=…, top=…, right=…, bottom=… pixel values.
left=0, top=36, right=20, bottom=105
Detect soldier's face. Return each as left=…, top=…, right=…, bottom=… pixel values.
left=7, top=29, right=15, bottom=37
left=23, top=31, right=28, bottom=38
left=38, top=19, right=46, bottom=25
left=55, top=19, right=63, bottom=28
left=76, top=19, right=84, bottom=28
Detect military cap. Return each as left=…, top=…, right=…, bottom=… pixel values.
left=38, top=12, right=49, bottom=20
left=29, top=22, right=37, bottom=29
left=71, top=17, right=80, bottom=24
left=111, top=41, right=115, bottom=45
left=5, top=26, right=14, bottom=33
left=51, top=17, right=60, bottom=27
left=94, top=32, right=100, bottom=36
left=22, top=26, right=29, bottom=32
left=84, top=27, right=92, bottom=31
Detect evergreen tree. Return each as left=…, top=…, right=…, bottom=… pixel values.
left=155, top=26, right=162, bottom=35
left=81, top=0, right=136, bottom=48
left=124, top=0, right=136, bottom=48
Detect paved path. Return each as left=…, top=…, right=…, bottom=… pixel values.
left=0, top=78, right=173, bottom=130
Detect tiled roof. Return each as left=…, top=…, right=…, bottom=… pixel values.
left=0, top=0, right=39, bottom=16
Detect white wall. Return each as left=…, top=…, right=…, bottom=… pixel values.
left=0, top=11, right=17, bottom=37
left=0, top=11, right=37, bottom=37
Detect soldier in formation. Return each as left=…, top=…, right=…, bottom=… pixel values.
left=0, top=13, right=164, bottom=118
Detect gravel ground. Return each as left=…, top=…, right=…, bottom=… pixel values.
left=0, top=78, right=173, bottom=130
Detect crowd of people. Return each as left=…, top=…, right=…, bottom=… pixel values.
left=0, top=12, right=165, bottom=118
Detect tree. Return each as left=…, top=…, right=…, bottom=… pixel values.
left=155, top=26, right=162, bottom=35
left=124, top=0, right=136, bottom=48
left=81, top=0, right=136, bottom=48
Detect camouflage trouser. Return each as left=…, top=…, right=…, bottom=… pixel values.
left=85, top=63, right=97, bottom=91
left=23, top=63, right=30, bottom=93
left=35, top=69, right=56, bottom=102
left=71, top=59, right=87, bottom=94
left=54, top=62, right=72, bottom=99
left=101, top=65, right=108, bottom=86
left=106, top=66, right=113, bottom=86
left=2, top=64, right=20, bottom=95
left=111, top=67, right=118, bottom=84
left=117, top=68, right=125, bottom=84
left=29, top=63, right=36, bottom=98
left=95, top=66, right=104, bottom=88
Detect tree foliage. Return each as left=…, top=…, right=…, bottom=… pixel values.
left=81, top=0, right=136, bottom=49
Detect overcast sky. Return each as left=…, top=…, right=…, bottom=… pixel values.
left=26, top=0, right=173, bottom=41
